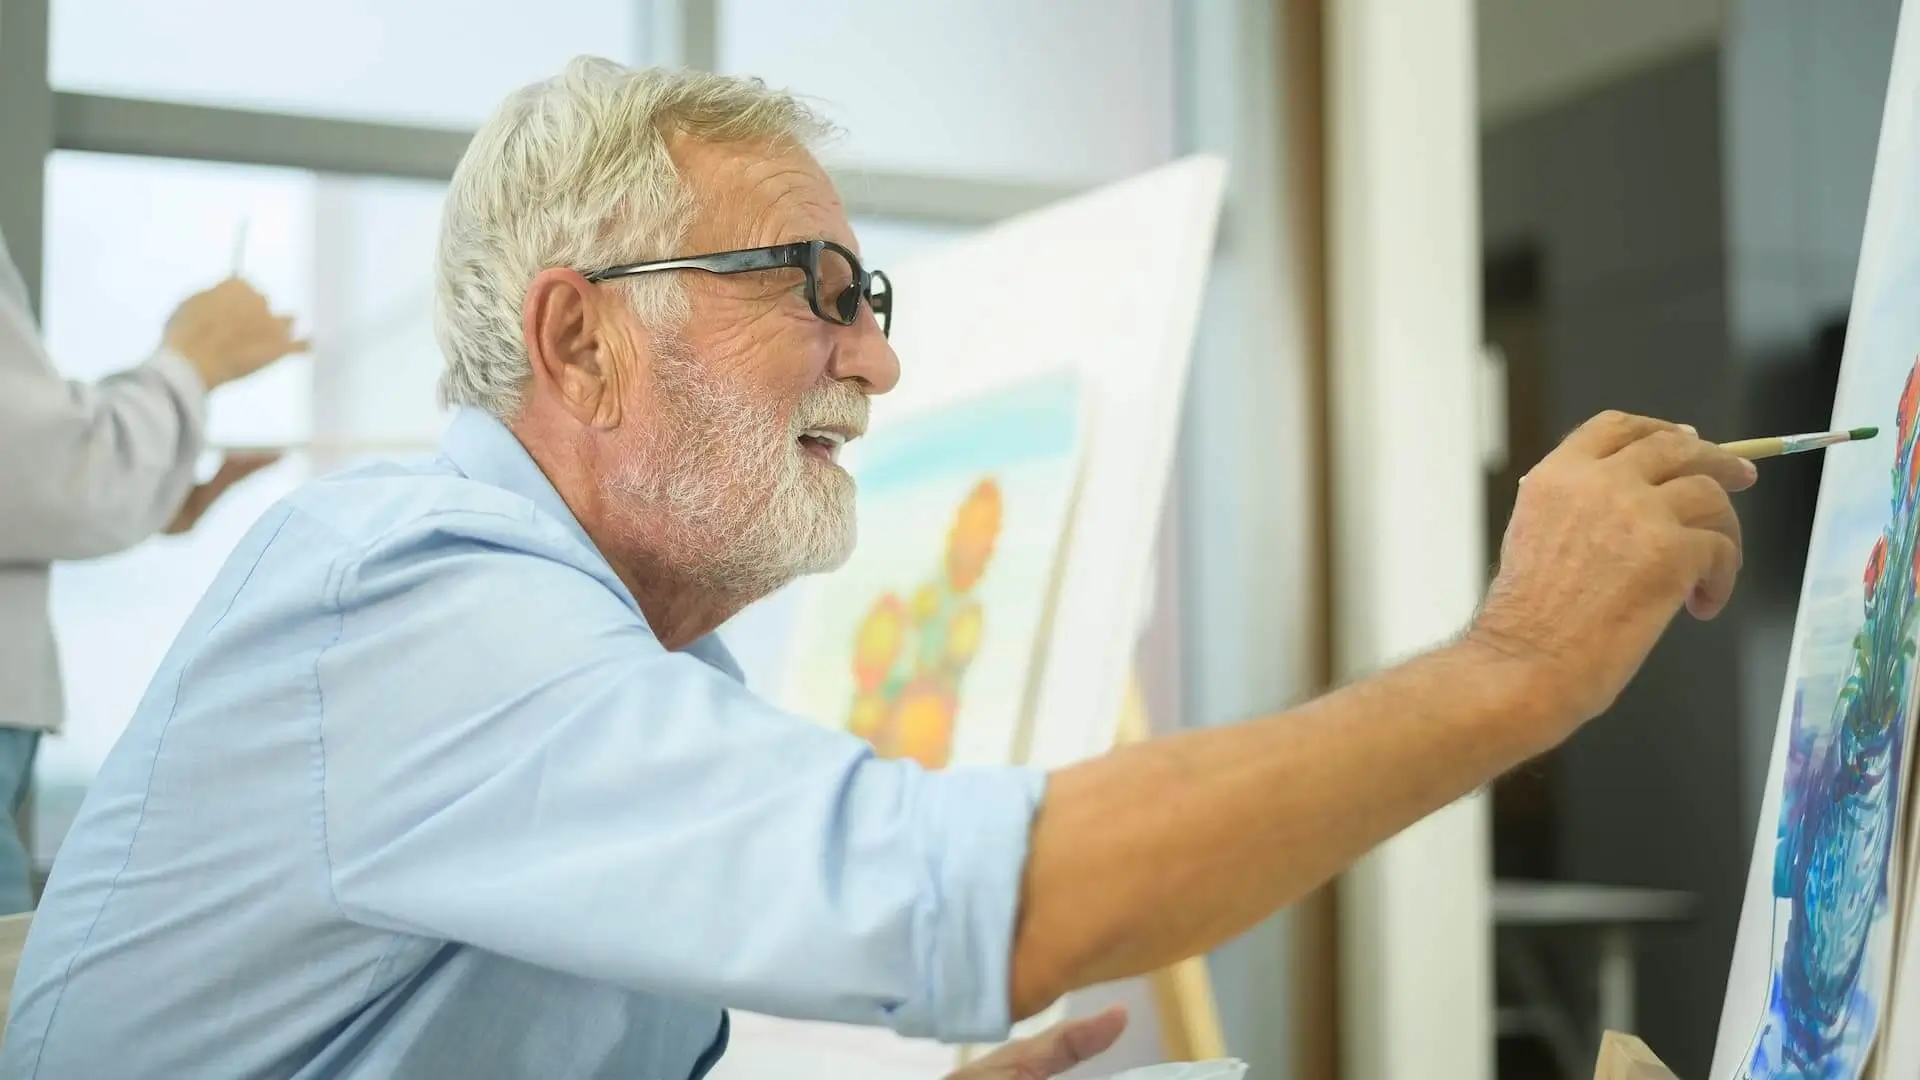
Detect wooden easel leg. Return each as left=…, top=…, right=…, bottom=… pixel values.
left=1592, top=1031, right=1680, bottom=1080
left=1117, top=672, right=1229, bottom=1061
left=1150, top=954, right=1229, bottom=1061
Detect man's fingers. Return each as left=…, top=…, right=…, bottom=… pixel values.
left=191, top=454, right=281, bottom=514
left=1661, top=474, right=1743, bottom=548
left=1052, top=1007, right=1127, bottom=1066
left=163, top=454, right=280, bottom=537
left=1661, top=473, right=1743, bottom=620
left=1686, top=531, right=1742, bottom=621
left=1557, top=411, right=1688, bottom=460
left=162, top=484, right=215, bottom=535
left=216, top=452, right=282, bottom=485
left=966, top=1006, right=1127, bottom=1077
left=1616, top=429, right=1758, bottom=490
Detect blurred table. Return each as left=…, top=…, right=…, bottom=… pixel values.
left=1493, top=880, right=1696, bottom=1080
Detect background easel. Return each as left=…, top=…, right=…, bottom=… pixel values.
left=1115, top=675, right=1229, bottom=1062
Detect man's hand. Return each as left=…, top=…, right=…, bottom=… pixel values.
left=1471, top=411, right=1757, bottom=734
left=164, top=452, right=281, bottom=535
left=945, top=1007, right=1127, bottom=1080
left=164, top=277, right=308, bottom=390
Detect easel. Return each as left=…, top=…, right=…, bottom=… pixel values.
left=1591, top=1031, right=1681, bottom=1080
left=1115, top=675, right=1230, bottom=1062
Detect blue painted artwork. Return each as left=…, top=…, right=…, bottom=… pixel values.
left=1728, top=363, right=1920, bottom=1079
left=1714, top=14, right=1920, bottom=1072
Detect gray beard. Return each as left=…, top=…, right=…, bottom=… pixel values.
left=605, top=342, right=858, bottom=602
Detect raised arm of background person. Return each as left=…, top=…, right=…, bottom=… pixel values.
left=1007, top=411, right=1754, bottom=1017
left=0, top=231, right=306, bottom=561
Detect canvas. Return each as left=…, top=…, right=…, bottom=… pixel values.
left=1712, top=7, right=1920, bottom=1077
left=778, top=369, right=1085, bottom=770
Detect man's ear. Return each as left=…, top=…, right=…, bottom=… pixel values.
left=523, top=268, right=639, bottom=428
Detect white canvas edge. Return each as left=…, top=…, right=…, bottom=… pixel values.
left=1024, top=156, right=1228, bottom=770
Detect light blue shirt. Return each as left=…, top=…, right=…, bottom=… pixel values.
left=2, top=407, right=1046, bottom=1079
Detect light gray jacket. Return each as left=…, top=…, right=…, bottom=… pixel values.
left=0, top=231, right=207, bottom=733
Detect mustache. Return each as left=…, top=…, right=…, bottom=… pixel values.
left=791, top=382, right=870, bottom=437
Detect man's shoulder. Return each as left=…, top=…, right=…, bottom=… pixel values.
left=284, top=457, right=536, bottom=543
left=275, top=458, right=596, bottom=575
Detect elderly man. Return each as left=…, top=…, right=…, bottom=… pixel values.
left=1, top=58, right=1752, bottom=1080
left=0, top=229, right=300, bottom=916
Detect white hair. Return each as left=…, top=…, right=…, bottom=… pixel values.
left=435, top=56, right=834, bottom=419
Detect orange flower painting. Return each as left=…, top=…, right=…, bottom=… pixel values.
left=850, top=479, right=1003, bottom=768
left=778, top=373, right=1083, bottom=772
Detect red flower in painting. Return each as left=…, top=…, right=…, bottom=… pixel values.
left=1900, top=356, right=1920, bottom=492
left=1900, top=357, right=1920, bottom=446
left=1866, top=534, right=1888, bottom=598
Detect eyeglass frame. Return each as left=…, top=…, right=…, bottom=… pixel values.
left=582, top=239, right=893, bottom=337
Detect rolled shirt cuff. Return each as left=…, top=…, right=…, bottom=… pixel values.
left=893, top=763, right=1048, bottom=1043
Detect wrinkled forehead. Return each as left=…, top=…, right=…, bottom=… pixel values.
left=672, top=135, right=857, bottom=255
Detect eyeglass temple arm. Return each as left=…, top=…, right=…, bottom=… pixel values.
left=587, top=247, right=803, bottom=283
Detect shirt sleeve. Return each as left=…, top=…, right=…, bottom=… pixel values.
left=315, top=506, right=1046, bottom=1044
left=0, top=242, right=208, bottom=561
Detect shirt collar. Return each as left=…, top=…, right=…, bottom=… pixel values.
left=438, top=407, right=746, bottom=682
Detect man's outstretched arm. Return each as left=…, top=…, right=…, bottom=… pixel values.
left=1013, top=638, right=1547, bottom=1013
left=1009, top=411, right=1755, bottom=1016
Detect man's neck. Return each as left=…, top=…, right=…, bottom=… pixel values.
left=514, top=420, right=753, bottom=651
left=612, top=556, right=755, bottom=652
left=575, top=504, right=764, bottom=650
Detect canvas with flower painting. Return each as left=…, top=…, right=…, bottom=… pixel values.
left=779, top=369, right=1084, bottom=771
left=1711, top=6, right=1920, bottom=1076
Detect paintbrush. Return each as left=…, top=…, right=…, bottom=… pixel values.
left=230, top=218, right=249, bottom=278
left=1719, top=426, right=1879, bottom=461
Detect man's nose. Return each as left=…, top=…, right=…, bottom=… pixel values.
left=828, top=314, right=900, bottom=395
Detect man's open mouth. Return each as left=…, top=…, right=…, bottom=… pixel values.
left=798, top=428, right=849, bottom=462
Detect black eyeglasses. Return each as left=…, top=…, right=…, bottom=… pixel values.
left=584, top=239, right=892, bottom=337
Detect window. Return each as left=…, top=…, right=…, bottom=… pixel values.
left=43, top=153, right=316, bottom=442
left=719, top=0, right=1177, bottom=185
left=36, top=156, right=451, bottom=860
left=309, top=176, right=449, bottom=447
left=50, top=0, right=643, bottom=128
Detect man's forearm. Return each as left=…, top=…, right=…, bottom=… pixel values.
left=1008, top=639, right=1568, bottom=1017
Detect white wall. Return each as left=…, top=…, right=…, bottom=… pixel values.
left=1327, top=2, right=1493, bottom=1079
left=717, top=0, right=1175, bottom=184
